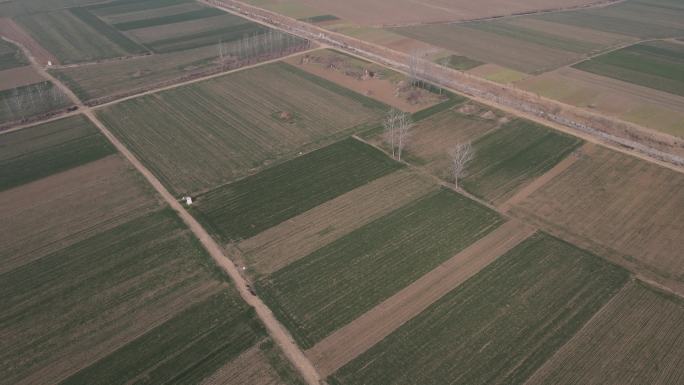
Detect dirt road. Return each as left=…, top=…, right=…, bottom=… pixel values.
left=9, top=37, right=323, bottom=385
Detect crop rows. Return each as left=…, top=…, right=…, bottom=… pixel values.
left=0, top=115, right=115, bottom=191
left=97, top=63, right=386, bottom=195
left=462, top=118, right=582, bottom=204
left=112, top=8, right=225, bottom=31
left=0, top=209, right=247, bottom=385
left=527, top=281, right=684, bottom=385
left=330, top=232, right=629, bottom=385
left=192, top=138, right=402, bottom=241
left=258, top=188, right=503, bottom=348
left=573, top=40, right=684, bottom=97
left=511, top=145, right=684, bottom=282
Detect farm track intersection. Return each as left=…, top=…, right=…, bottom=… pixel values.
left=3, top=1, right=684, bottom=383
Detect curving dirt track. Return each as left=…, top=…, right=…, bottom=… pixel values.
left=0, top=18, right=57, bottom=65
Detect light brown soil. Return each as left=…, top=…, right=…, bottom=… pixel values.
left=306, top=219, right=536, bottom=377
left=0, top=155, right=160, bottom=274
left=510, top=144, right=684, bottom=287
left=526, top=281, right=684, bottom=385
left=0, top=66, right=44, bottom=91
left=285, top=53, right=442, bottom=112
left=0, top=18, right=57, bottom=65
left=200, top=342, right=286, bottom=385
left=519, top=67, right=684, bottom=138
left=369, top=104, right=500, bottom=180
left=237, top=170, right=437, bottom=277
left=498, top=143, right=590, bottom=212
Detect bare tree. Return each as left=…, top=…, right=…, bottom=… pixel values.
left=396, top=111, right=412, bottom=161
left=383, top=108, right=401, bottom=158
left=383, top=109, right=412, bottom=161
left=450, top=142, right=474, bottom=189
left=407, top=49, right=421, bottom=87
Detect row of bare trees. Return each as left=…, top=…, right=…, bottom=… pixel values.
left=383, top=109, right=412, bottom=161
left=217, top=29, right=309, bottom=66
left=2, top=82, right=68, bottom=121
left=407, top=49, right=445, bottom=94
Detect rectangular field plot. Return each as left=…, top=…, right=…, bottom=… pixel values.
left=0, top=209, right=247, bottom=385
left=510, top=145, right=684, bottom=283
left=461, top=119, right=582, bottom=204
left=58, top=290, right=265, bottom=385
left=238, top=170, right=437, bottom=277
left=376, top=102, right=503, bottom=180
left=534, top=0, right=684, bottom=39
left=110, top=8, right=225, bottom=31
left=98, top=63, right=387, bottom=195
left=0, top=81, right=71, bottom=124
left=192, top=138, right=402, bottom=242
left=518, top=66, right=684, bottom=138
left=0, top=154, right=159, bottom=274
left=0, top=115, right=115, bottom=191
left=392, top=15, right=628, bottom=74
left=437, top=54, right=484, bottom=71
left=128, top=13, right=267, bottom=53
left=329, top=232, right=629, bottom=385
left=15, top=8, right=146, bottom=64
left=258, top=188, right=504, bottom=349
left=50, top=44, right=220, bottom=102
left=573, top=41, right=684, bottom=97
left=527, top=281, right=684, bottom=385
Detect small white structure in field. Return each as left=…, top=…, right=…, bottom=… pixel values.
left=182, top=196, right=193, bottom=205
left=47, top=60, right=52, bottom=66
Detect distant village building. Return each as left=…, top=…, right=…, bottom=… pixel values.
left=182, top=196, right=193, bottom=205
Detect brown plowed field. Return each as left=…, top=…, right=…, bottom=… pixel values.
left=0, top=154, right=160, bottom=273
left=237, top=170, right=436, bottom=277
left=385, top=103, right=503, bottom=179
left=200, top=342, right=291, bottom=385
left=0, top=66, right=44, bottom=90
left=306, top=219, right=535, bottom=377
left=285, top=51, right=442, bottom=112
left=511, top=144, right=684, bottom=283
left=526, top=281, right=684, bottom=385
left=0, top=18, right=57, bottom=65
left=499, top=143, right=588, bottom=212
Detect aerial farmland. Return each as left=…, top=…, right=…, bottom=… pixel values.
left=1, top=0, right=683, bottom=384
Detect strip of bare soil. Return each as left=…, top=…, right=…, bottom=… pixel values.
left=305, top=219, right=536, bottom=377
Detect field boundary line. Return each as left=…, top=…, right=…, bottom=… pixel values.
left=306, top=219, right=536, bottom=377
left=498, top=142, right=591, bottom=212
left=11, top=34, right=323, bottom=385
left=379, top=0, right=626, bottom=28
left=351, top=134, right=503, bottom=214
left=90, top=45, right=322, bottom=110
left=203, top=0, right=684, bottom=174
left=524, top=278, right=636, bottom=383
